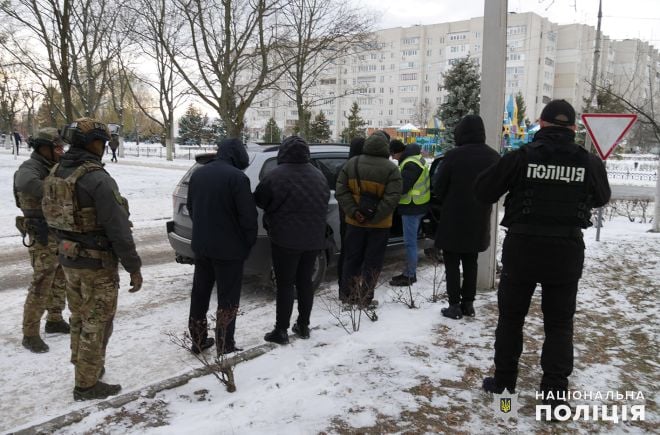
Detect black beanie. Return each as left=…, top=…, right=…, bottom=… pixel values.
left=540, top=99, right=576, bottom=127
left=349, top=137, right=365, bottom=158
left=454, top=114, right=486, bottom=146
left=389, top=139, right=405, bottom=155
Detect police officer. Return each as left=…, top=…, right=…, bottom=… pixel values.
left=42, top=117, right=143, bottom=401
left=475, top=100, right=611, bottom=411
left=388, top=141, right=430, bottom=286
left=13, top=128, right=70, bottom=353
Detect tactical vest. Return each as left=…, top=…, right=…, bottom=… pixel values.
left=399, top=155, right=431, bottom=205
left=42, top=161, right=105, bottom=233
left=14, top=189, right=43, bottom=218
left=506, top=142, right=592, bottom=229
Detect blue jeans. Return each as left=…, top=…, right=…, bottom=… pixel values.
left=402, top=214, right=424, bottom=277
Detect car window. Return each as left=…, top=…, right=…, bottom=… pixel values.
left=311, top=157, right=347, bottom=190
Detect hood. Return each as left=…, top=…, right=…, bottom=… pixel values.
left=217, top=138, right=250, bottom=170
left=59, top=147, right=103, bottom=168
left=533, top=126, right=576, bottom=145
left=399, top=143, right=423, bottom=163
left=454, top=114, right=486, bottom=146
left=277, top=135, right=310, bottom=164
left=362, top=132, right=390, bottom=158
left=349, top=137, right=365, bottom=159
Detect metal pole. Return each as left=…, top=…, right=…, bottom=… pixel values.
left=477, top=0, right=508, bottom=290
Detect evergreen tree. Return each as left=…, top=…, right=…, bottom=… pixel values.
left=264, top=117, right=281, bottom=143
left=208, top=117, right=227, bottom=143
left=178, top=104, right=206, bottom=145
left=515, top=91, right=527, bottom=126
left=582, top=86, right=627, bottom=114
left=340, top=102, right=366, bottom=143
left=309, top=111, right=332, bottom=143
left=436, top=56, right=480, bottom=145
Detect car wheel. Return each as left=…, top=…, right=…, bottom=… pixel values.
left=311, top=250, right=328, bottom=292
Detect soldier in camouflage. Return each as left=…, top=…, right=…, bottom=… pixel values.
left=42, top=118, right=143, bottom=401
left=13, top=128, right=71, bottom=354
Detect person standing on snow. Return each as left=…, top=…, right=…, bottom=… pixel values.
left=476, top=100, right=610, bottom=414
left=256, top=136, right=330, bottom=344
left=186, top=138, right=258, bottom=356
left=42, top=118, right=143, bottom=401
left=432, top=115, right=500, bottom=319
left=13, top=128, right=71, bottom=354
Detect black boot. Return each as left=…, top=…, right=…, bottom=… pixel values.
left=191, top=337, right=215, bottom=354
left=22, top=336, right=49, bottom=353
left=189, top=317, right=214, bottom=354
left=292, top=322, right=310, bottom=339
left=461, top=301, right=475, bottom=317
left=441, top=303, right=463, bottom=320
left=73, top=381, right=122, bottom=401
left=389, top=274, right=417, bottom=286
left=482, top=376, right=515, bottom=394
left=264, top=328, right=289, bottom=345
left=45, top=319, right=70, bottom=334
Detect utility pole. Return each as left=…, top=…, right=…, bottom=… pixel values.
left=477, top=0, right=507, bottom=290
left=588, top=0, right=603, bottom=109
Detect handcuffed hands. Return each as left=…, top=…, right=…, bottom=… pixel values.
left=354, top=210, right=367, bottom=224
left=129, top=270, right=143, bottom=293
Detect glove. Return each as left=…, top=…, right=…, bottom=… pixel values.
left=354, top=210, right=367, bottom=224
left=129, top=270, right=143, bottom=293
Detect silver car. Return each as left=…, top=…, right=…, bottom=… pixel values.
left=166, top=144, right=434, bottom=290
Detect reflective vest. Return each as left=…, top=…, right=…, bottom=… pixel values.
left=505, top=142, right=592, bottom=228
left=398, top=155, right=430, bottom=205
left=42, top=161, right=105, bottom=233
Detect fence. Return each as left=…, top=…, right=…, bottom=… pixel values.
left=606, top=171, right=657, bottom=182
left=110, top=144, right=217, bottom=160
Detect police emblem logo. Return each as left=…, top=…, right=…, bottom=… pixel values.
left=491, top=389, right=519, bottom=421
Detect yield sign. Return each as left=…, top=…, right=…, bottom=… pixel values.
left=581, top=113, right=637, bottom=160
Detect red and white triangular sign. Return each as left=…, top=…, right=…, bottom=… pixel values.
left=581, top=113, right=637, bottom=160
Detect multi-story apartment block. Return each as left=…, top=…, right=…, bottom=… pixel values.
left=245, top=11, right=657, bottom=141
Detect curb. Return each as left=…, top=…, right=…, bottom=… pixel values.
left=10, top=343, right=277, bottom=435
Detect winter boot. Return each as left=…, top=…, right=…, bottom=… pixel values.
left=441, top=304, right=463, bottom=320
left=191, top=337, right=215, bottom=355
left=389, top=274, right=417, bottom=286
left=73, top=381, right=122, bottom=401
left=215, top=335, right=242, bottom=356
left=22, top=336, right=49, bottom=353
left=461, top=301, right=475, bottom=317
left=45, top=319, right=70, bottom=334
left=482, top=376, right=515, bottom=394
left=264, top=328, right=289, bottom=345
left=189, top=316, right=214, bottom=354
left=292, top=322, right=310, bottom=339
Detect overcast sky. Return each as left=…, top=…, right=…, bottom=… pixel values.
left=357, top=0, right=660, bottom=46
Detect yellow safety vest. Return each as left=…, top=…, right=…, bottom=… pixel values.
left=399, top=155, right=430, bottom=205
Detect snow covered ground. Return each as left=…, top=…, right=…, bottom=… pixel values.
left=0, top=149, right=658, bottom=434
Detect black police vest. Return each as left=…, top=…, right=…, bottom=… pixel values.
left=506, top=142, right=592, bottom=229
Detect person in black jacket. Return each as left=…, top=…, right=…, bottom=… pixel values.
left=476, top=100, right=611, bottom=413
left=186, top=138, right=258, bottom=355
left=432, top=115, right=501, bottom=319
left=255, top=136, right=330, bottom=344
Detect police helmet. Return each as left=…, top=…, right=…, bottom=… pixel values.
left=27, top=127, right=63, bottom=149
left=63, top=117, right=111, bottom=148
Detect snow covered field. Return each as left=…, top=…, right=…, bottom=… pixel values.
left=0, top=149, right=658, bottom=434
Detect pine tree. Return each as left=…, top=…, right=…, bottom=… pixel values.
left=437, top=56, right=481, bottom=145
left=341, top=102, right=366, bottom=143
left=209, top=118, right=227, bottom=143
left=309, top=111, right=332, bottom=143
left=178, top=104, right=206, bottom=145
left=515, top=91, right=527, bottom=126
left=264, top=117, right=281, bottom=143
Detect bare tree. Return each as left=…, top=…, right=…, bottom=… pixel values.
left=274, top=0, right=373, bottom=140
left=412, top=99, right=432, bottom=129
left=0, top=63, right=23, bottom=132
left=164, top=0, right=287, bottom=137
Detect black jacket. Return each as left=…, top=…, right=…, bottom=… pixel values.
left=474, top=127, right=611, bottom=228
left=254, top=136, right=330, bottom=251
left=187, top=139, right=258, bottom=260
left=432, top=141, right=501, bottom=253
left=396, top=143, right=429, bottom=216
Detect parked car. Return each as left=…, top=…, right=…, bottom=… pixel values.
left=166, top=143, right=437, bottom=290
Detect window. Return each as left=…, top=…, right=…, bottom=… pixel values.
left=402, top=37, right=420, bottom=45
left=402, top=49, right=418, bottom=57
left=400, top=73, right=418, bottom=81
left=544, top=57, right=554, bottom=67
left=507, top=53, right=524, bottom=61
left=311, top=157, right=348, bottom=190
left=507, top=25, right=527, bottom=36
left=448, top=32, right=467, bottom=41
left=320, top=78, right=336, bottom=85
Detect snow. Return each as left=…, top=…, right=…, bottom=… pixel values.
left=0, top=148, right=658, bottom=434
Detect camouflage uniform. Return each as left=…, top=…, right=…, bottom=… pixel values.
left=43, top=118, right=141, bottom=392
left=14, top=144, right=68, bottom=340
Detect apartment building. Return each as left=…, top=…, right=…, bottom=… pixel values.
left=245, top=11, right=656, bottom=141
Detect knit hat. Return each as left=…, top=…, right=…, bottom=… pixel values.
left=454, top=114, right=486, bottom=146
left=389, top=139, right=405, bottom=155
left=349, top=137, right=365, bottom=158
left=540, top=99, right=576, bottom=127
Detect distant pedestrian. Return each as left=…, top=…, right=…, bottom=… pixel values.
left=337, top=137, right=364, bottom=291
left=187, top=138, right=258, bottom=356
left=388, top=141, right=430, bottom=287
left=256, top=136, right=330, bottom=344
left=335, top=131, right=402, bottom=308
left=432, top=115, right=500, bottom=319
left=13, top=131, right=22, bottom=155
left=109, top=134, right=119, bottom=162
left=476, top=100, right=611, bottom=414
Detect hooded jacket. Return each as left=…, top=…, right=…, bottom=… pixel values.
left=432, top=115, right=501, bottom=253
left=187, top=138, right=257, bottom=260
left=396, top=143, right=429, bottom=216
left=254, top=136, right=330, bottom=251
left=335, top=132, right=402, bottom=228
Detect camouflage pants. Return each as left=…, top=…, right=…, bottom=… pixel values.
left=23, top=234, right=67, bottom=336
left=62, top=266, right=119, bottom=389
